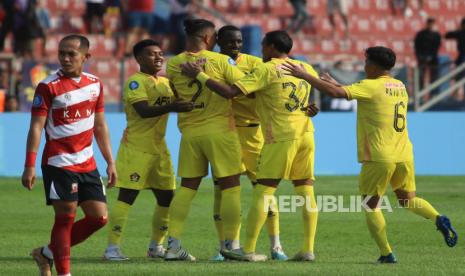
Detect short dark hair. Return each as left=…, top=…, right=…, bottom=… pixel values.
left=133, top=39, right=161, bottom=58
left=60, top=34, right=90, bottom=50
left=427, top=17, right=436, bottom=24
left=184, top=19, right=215, bottom=37
left=365, top=46, right=396, bottom=70
left=262, top=30, right=293, bottom=54
left=217, top=25, right=241, bottom=40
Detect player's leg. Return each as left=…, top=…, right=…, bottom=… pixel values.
left=147, top=149, right=176, bottom=258
left=206, top=132, right=243, bottom=252
left=211, top=179, right=226, bottom=260
left=360, top=162, right=397, bottom=263
left=392, top=161, right=457, bottom=247
left=148, top=188, right=174, bottom=258
left=31, top=166, right=79, bottom=276
left=165, top=177, right=201, bottom=261
left=289, top=132, right=317, bottom=261
left=239, top=125, right=283, bottom=257
left=104, top=188, right=139, bottom=260
left=165, top=135, right=206, bottom=261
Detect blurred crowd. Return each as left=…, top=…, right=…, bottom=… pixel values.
left=0, top=0, right=464, bottom=112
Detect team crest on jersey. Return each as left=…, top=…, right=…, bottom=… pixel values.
left=228, top=58, right=237, bottom=66
left=70, top=183, right=78, bottom=194
left=130, top=172, right=140, bottom=182
left=129, top=81, right=139, bottom=90
left=32, top=95, right=43, bottom=107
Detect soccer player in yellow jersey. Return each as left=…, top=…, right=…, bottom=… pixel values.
left=181, top=30, right=319, bottom=262
left=103, top=39, right=194, bottom=261
left=164, top=19, right=246, bottom=261
left=210, top=25, right=288, bottom=261
left=282, top=46, right=458, bottom=263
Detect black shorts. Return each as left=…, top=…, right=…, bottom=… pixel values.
left=85, top=2, right=105, bottom=19
left=42, top=165, right=107, bottom=205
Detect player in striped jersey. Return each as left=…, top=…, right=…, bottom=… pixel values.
left=22, top=34, right=117, bottom=276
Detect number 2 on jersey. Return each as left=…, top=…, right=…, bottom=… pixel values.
left=394, top=101, right=406, bottom=132
left=189, top=79, right=204, bottom=109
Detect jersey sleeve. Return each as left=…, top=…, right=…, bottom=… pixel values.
left=125, top=77, right=148, bottom=104
left=221, top=56, right=245, bottom=84
left=95, top=80, right=105, bottom=113
left=343, top=80, right=373, bottom=101
left=234, top=65, right=269, bottom=96
left=31, top=83, right=52, bottom=116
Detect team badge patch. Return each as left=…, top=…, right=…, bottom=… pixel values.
left=228, top=58, right=237, bottom=66
left=130, top=172, right=140, bottom=182
left=129, top=81, right=139, bottom=90
left=32, top=95, right=43, bottom=107
left=70, top=183, right=78, bottom=194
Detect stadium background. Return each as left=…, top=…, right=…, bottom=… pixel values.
left=0, top=0, right=464, bottom=176
left=0, top=1, right=464, bottom=275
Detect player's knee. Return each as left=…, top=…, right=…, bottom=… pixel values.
left=85, top=215, right=108, bottom=230
left=154, top=189, right=174, bottom=207
left=117, top=188, right=139, bottom=205
left=364, top=195, right=380, bottom=209
left=394, top=189, right=416, bottom=207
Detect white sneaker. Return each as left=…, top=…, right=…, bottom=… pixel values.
left=164, top=247, right=196, bottom=261
left=220, top=248, right=267, bottom=262
left=103, top=247, right=129, bottom=261
left=147, top=245, right=166, bottom=259
left=291, top=251, right=315, bottom=262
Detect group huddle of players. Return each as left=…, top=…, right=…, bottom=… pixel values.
left=24, top=18, right=458, bottom=276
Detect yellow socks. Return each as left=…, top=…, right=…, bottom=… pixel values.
left=151, top=205, right=169, bottom=245
left=213, top=185, right=225, bottom=247
left=365, top=209, right=392, bottom=256
left=265, top=194, right=281, bottom=248
left=244, top=184, right=276, bottom=253
left=108, top=200, right=131, bottom=246
left=220, top=186, right=241, bottom=244
left=295, top=185, right=318, bottom=253
left=168, top=187, right=197, bottom=239
left=405, top=197, right=440, bottom=221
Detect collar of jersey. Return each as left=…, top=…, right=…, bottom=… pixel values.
left=137, top=71, right=158, bottom=80
left=184, top=50, right=206, bottom=56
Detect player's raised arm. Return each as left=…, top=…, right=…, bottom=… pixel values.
left=180, top=61, right=243, bottom=99
left=93, top=112, right=117, bottom=188
left=21, top=115, right=47, bottom=190
left=132, top=98, right=194, bottom=118
left=282, top=61, right=348, bottom=99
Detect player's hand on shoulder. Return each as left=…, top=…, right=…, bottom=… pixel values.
left=180, top=62, right=202, bottom=78
left=21, top=167, right=36, bottom=190
left=171, top=97, right=194, bottom=113
left=106, top=163, right=117, bottom=188
left=301, top=103, right=320, bottom=118
left=320, top=72, right=342, bottom=86
left=282, top=61, right=307, bottom=79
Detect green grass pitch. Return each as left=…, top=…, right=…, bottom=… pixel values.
left=0, top=176, right=464, bottom=275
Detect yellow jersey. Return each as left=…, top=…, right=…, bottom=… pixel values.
left=343, top=75, right=414, bottom=162
left=121, top=72, right=173, bottom=154
left=167, top=50, right=245, bottom=137
left=234, top=57, right=317, bottom=143
left=232, top=53, right=263, bottom=126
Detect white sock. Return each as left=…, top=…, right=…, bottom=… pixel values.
left=106, top=244, right=120, bottom=251
left=168, top=237, right=180, bottom=250
left=269, top=235, right=282, bottom=250
left=225, top=240, right=240, bottom=250
left=42, top=245, right=53, bottom=259
left=148, top=240, right=161, bottom=249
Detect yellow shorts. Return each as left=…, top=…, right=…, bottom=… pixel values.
left=178, top=131, right=243, bottom=178
left=359, top=161, right=416, bottom=196
left=115, top=143, right=176, bottom=190
left=237, top=125, right=264, bottom=182
left=256, top=132, right=315, bottom=181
